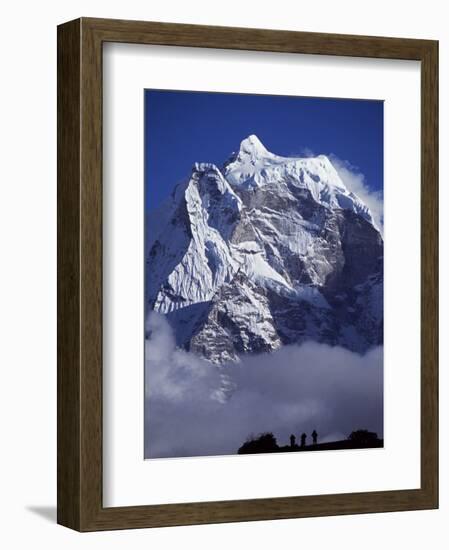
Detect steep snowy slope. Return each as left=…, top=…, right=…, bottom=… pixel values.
left=146, top=135, right=383, bottom=363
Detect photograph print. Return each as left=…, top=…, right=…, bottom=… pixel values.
left=144, top=90, right=384, bottom=459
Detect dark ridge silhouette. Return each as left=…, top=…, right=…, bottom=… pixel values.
left=238, top=429, right=383, bottom=455
left=348, top=429, right=380, bottom=445
left=238, top=432, right=279, bottom=454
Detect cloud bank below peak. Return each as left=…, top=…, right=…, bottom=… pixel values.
left=145, top=313, right=384, bottom=459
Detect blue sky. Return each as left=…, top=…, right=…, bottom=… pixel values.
left=144, top=89, right=383, bottom=211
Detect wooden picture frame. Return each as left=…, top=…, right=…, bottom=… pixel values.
left=57, top=17, right=438, bottom=531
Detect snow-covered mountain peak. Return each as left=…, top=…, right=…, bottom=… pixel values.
left=222, top=138, right=375, bottom=227
left=147, top=136, right=383, bottom=363
left=238, top=134, right=271, bottom=158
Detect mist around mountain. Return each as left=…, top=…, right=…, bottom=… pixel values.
left=144, top=135, right=383, bottom=459
left=144, top=312, right=383, bottom=458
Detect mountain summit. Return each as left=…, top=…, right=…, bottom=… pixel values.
left=146, top=135, right=383, bottom=363
left=235, top=134, right=272, bottom=161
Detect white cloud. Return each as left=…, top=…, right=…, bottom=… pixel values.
left=145, top=313, right=383, bottom=459
left=298, top=146, right=316, bottom=158
left=329, top=155, right=384, bottom=235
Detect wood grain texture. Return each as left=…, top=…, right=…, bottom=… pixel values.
left=420, top=40, right=439, bottom=504
left=57, top=17, right=439, bottom=532
left=84, top=17, right=434, bottom=59
left=57, top=18, right=81, bottom=531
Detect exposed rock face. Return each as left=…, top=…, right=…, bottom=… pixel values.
left=146, top=135, right=383, bottom=363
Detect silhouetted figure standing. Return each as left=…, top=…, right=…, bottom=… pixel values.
left=312, top=430, right=318, bottom=445
left=300, top=433, right=307, bottom=447
left=290, top=434, right=296, bottom=448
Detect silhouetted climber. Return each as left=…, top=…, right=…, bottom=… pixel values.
left=290, top=434, right=296, bottom=448
left=312, top=429, right=318, bottom=445
left=300, top=433, right=307, bottom=447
